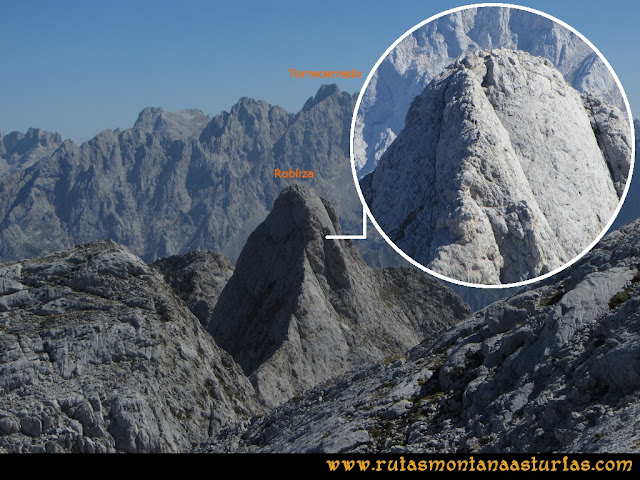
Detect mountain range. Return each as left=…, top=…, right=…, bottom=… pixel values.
left=0, top=85, right=361, bottom=265
left=0, top=13, right=638, bottom=451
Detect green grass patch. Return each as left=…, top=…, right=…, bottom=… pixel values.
left=608, top=265, right=640, bottom=309
left=631, top=264, right=640, bottom=283
left=383, top=353, right=405, bottom=364
left=540, top=285, right=565, bottom=306
left=609, top=288, right=632, bottom=309
left=412, top=391, right=444, bottom=405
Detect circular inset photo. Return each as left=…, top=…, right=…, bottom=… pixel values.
left=353, top=3, right=634, bottom=288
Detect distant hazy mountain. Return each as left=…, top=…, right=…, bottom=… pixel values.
left=354, top=5, right=629, bottom=178
left=0, top=128, right=62, bottom=179
left=0, top=82, right=635, bottom=303
left=0, top=85, right=360, bottom=264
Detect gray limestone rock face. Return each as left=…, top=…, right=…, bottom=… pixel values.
left=362, top=49, right=629, bottom=285
left=200, top=218, right=640, bottom=454
left=354, top=5, right=629, bottom=177
left=0, top=128, right=62, bottom=179
left=207, top=184, right=469, bottom=407
left=133, top=107, right=211, bottom=140
left=0, top=240, right=259, bottom=453
left=611, top=119, right=640, bottom=229
left=581, top=94, right=633, bottom=197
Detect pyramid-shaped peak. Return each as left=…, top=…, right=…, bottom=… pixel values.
left=266, top=184, right=342, bottom=240
left=208, top=184, right=468, bottom=407
left=133, top=107, right=165, bottom=132
left=302, top=84, right=342, bottom=111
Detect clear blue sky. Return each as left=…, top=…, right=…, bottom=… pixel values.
left=1, top=0, right=638, bottom=143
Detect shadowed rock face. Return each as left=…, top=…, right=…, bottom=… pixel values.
left=581, top=93, right=633, bottom=197
left=201, top=219, right=640, bottom=454
left=152, top=250, right=234, bottom=327
left=208, top=184, right=469, bottom=407
left=610, top=119, right=640, bottom=230
left=0, top=240, right=259, bottom=453
left=363, top=49, right=630, bottom=285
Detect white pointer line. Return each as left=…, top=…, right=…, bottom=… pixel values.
left=325, top=207, right=367, bottom=240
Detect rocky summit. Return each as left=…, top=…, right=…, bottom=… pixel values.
left=0, top=241, right=259, bottom=453
left=201, top=218, right=640, bottom=454
left=0, top=128, right=62, bottom=179
left=207, top=184, right=470, bottom=407
left=362, top=49, right=631, bottom=285
left=354, top=5, right=628, bottom=177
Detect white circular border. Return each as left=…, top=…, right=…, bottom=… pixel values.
left=351, top=2, right=636, bottom=289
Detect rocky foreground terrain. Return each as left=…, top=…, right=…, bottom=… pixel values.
left=0, top=240, right=260, bottom=453
left=1, top=184, right=639, bottom=453
left=202, top=217, right=640, bottom=454
left=0, top=186, right=469, bottom=453
left=362, top=49, right=631, bottom=285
